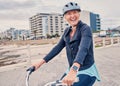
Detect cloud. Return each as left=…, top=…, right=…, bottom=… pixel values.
left=0, top=0, right=120, bottom=31
left=78, top=0, right=120, bottom=18
left=0, top=0, right=36, bottom=10
left=0, top=10, right=30, bottom=20
left=0, top=0, right=40, bottom=21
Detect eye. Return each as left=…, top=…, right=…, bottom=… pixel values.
left=66, top=12, right=71, bottom=15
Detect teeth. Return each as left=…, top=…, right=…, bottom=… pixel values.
left=71, top=19, right=75, bottom=21
left=71, top=18, right=75, bottom=20
left=70, top=18, right=76, bottom=21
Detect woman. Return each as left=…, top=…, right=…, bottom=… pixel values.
left=29, top=2, right=100, bottom=86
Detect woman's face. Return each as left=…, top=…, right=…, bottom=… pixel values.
left=64, top=10, right=80, bottom=27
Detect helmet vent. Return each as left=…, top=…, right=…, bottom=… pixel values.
left=75, top=3, right=78, bottom=6
left=70, top=2, right=73, bottom=6
left=65, top=5, right=68, bottom=7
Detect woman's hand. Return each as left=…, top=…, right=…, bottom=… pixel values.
left=62, top=69, right=77, bottom=86
left=32, top=59, right=46, bottom=70
left=62, top=62, right=80, bottom=85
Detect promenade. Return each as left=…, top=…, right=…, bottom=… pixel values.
left=0, top=44, right=120, bottom=86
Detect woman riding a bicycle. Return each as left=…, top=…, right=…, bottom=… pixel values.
left=29, top=2, right=100, bottom=86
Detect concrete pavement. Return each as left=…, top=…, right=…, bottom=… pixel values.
left=0, top=44, right=120, bottom=86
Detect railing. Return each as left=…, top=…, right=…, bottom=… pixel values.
left=94, top=37, right=120, bottom=48
left=0, top=44, right=53, bottom=70
left=0, top=37, right=120, bottom=70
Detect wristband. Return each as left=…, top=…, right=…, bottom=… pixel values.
left=71, top=65, right=79, bottom=72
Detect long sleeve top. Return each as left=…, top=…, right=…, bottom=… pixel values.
left=43, top=20, right=94, bottom=71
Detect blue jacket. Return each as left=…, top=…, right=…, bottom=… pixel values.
left=43, top=21, right=94, bottom=71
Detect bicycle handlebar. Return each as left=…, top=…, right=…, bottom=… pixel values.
left=25, top=66, right=79, bottom=86
left=44, top=80, right=67, bottom=86
left=26, top=66, right=35, bottom=75
left=26, top=66, right=35, bottom=86
left=44, top=78, right=79, bottom=86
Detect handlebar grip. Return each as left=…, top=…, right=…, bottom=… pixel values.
left=26, top=66, right=35, bottom=75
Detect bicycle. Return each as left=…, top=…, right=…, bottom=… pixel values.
left=26, top=66, right=68, bottom=86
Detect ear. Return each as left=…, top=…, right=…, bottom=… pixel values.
left=63, top=15, right=67, bottom=21
left=63, top=16, right=69, bottom=24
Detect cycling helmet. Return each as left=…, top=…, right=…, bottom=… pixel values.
left=63, top=2, right=81, bottom=16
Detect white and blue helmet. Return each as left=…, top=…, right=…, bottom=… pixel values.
left=63, top=2, right=81, bottom=16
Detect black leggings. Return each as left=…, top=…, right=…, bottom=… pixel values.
left=60, top=74, right=96, bottom=86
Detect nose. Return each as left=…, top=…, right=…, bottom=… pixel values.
left=70, top=13, right=75, bottom=18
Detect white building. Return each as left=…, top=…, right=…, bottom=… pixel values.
left=81, top=10, right=91, bottom=26
left=81, top=10, right=101, bottom=31
left=29, top=13, right=65, bottom=38
left=0, top=28, right=30, bottom=40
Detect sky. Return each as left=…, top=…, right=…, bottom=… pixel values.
left=0, top=0, right=120, bottom=32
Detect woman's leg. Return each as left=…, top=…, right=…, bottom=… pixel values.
left=73, top=74, right=96, bottom=86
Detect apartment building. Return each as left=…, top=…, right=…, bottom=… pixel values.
left=29, top=13, right=65, bottom=38
left=81, top=10, right=101, bottom=32
left=0, top=28, right=30, bottom=40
